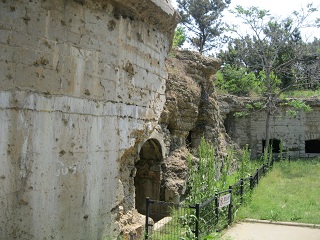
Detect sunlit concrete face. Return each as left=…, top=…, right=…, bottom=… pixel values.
left=0, top=0, right=177, bottom=239
left=220, top=97, right=320, bottom=158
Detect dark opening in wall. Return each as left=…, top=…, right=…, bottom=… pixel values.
left=305, top=139, right=320, bottom=153
left=224, top=112, right=235, bottom=137
left=186, top=131, right=192, bottom=148
left=262, top=139, right=281, bottom=153
left=134, top=139, right=163, bottom=220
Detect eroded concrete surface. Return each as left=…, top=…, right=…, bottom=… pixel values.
left=219, top=95, right=320, bottom=158
left=0, top=0, right=178, bottom=239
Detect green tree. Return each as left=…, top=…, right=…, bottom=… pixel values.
left=294, top=38, right=320, bottom=89
left=223, top=4, right=319, bottom=152
left=176, top=0, right=231, bottom=54
left=173, top=25, right=187, bottom=48
left=219, top=12, right=304, bottom=88
left=215, top=64, right=262, bottom=96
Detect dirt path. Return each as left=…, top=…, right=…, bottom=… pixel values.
left=222, top=221, right=320, bottom=240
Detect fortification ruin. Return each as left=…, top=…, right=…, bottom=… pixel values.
left=2, top=0, right=319, bottom=239
left=219, top=95, right=320, bottom=158
left=0, top=0, right=179, bottom=239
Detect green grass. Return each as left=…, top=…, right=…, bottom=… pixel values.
left=280, top=89, right=320, bottom=98
left=236, top=159, right=320, bottom=224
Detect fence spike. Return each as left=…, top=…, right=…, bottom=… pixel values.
left=195, top=203, right=200, bottom=239
left=240, top=178, right=244, bottom=204
left=145, top=197, right=150, bottom=240
left=228, top=186, right=233, bottom=225
left=215, top=194, right=219, bottom=224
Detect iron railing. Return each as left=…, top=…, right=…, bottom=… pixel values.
left=145, top=158, right=274, bottom=239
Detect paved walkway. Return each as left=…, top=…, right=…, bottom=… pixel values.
left=222, top=220, right=320, bottom=240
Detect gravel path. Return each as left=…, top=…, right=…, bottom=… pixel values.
left=222, top=220, right=320, bottom=240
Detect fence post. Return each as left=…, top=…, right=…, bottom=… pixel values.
left=240, top=178, right=244, bottom=204
left=145, top=197, right=150, bottom=240
left=249, top=175, right=253, bottom=190
left=228, top=186, right=233, bottom=225
left=195, top=203, right=200, bottom=239
left=265, top=162, right=268, bottom=173
left=256, top=168, right=259, bottom=185
left=215, top=194, right=219, bottom=224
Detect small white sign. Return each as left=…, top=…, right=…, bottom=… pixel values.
left=219, top=193, right=231, bottom=208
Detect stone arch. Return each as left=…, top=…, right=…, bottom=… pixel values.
left=134, top=138, right=163, bottom=216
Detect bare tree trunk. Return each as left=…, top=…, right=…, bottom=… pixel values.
left=265, top=99, right=271, bottom=153
left=265, top=68, right=272, bottom=154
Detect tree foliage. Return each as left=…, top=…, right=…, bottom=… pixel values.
left=215, top=64, right=263, bottom=96
left=173, top=25, right=187, bottom=48
left=219, top=4, right=319, bottom=91
left=294, top=38, right=320, bottom=89
left=176, top=0, right=231, bottom=54
left=218, top=4, right=319, bottom=152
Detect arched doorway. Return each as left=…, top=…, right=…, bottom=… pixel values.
left=134, top=138, right=163, bottom=216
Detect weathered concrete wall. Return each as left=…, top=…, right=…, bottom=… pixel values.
left=0, top=0, right=178, bottom=239
left=159, top=50, right=232, bottom=202
left=219, top=95, right=320, bottom=158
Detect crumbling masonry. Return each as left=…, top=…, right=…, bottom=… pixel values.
left=0, top=0, right=178, bottom=239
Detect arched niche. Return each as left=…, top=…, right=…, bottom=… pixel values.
left=134, top=138, right=163, bottom=217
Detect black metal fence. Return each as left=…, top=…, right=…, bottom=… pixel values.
left=145, top=159, right=274, bottom=239
left=145, top=199, right=196, bottom=239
